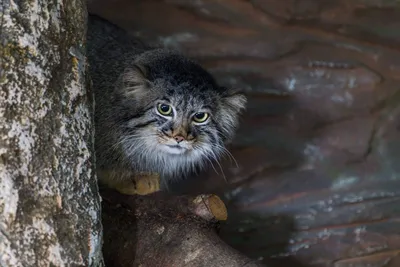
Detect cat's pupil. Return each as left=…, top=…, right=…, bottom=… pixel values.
left=195, top=113, right=204, bottom=119
left=160, top=104, right=169, bottom=112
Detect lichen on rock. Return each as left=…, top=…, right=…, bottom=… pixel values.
left=0, top=0, right=103, bottom=266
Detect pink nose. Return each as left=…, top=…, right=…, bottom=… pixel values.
left=174, top=135, right=185, bottom=143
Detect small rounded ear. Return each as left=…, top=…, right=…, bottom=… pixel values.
left=221, top=88, right=247, bottom=113
left=119, top=64, right=150, bottom=98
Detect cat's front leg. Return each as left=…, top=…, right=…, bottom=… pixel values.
left=97, top=169, right=160, bottom=195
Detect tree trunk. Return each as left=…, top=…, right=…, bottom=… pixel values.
left=0, top=1, right=103, bottom=266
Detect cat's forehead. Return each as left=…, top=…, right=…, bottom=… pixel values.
left=142, top=52, right=223, bottom=93
left=162, top=91, right=215, bottom=111
left=142, top=52, right=217, bottom=86
left=152, top=75, right=221, bottom=110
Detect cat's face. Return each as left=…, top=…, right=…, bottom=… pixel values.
left=114, top=51, right=246, bottom=176
left=151, top=100, right=214, bottom=155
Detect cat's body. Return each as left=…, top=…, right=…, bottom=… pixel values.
left=87, top=15, right=246, bottom=194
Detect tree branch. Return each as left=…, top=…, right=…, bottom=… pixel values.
left=101, top=189, right=265, bottom=267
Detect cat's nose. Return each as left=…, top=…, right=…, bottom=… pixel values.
left=174, top=135, right=185, bottom=143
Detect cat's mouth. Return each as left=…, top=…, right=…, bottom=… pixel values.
left=167, top=144, right=183, bottom=149
left=162, top=144, right=188, bottom=155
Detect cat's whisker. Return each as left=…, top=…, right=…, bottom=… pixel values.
left=205, top=147, right=227, bottom=183
left=193, top=144, right=219, bottom=176
left=215, top=161, right=227, bottom=183
left=212, top=143, right=239, bottom=169
left=204, top=156, right=221, bottom=176
left=112, top=134, right=155, bottom=151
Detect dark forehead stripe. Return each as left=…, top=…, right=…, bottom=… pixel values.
left=172, top=94, right=213, bottom=115
left=138, top=119, right=157, bottom=128
left=160, top=96, right=171, bottom=103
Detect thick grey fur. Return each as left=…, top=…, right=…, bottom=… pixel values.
left=86, top=14, right=246, bottom=188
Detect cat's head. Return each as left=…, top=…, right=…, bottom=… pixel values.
left=113, top=50, right=246, bottom=176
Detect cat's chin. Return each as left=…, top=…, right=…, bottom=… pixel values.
left=160, top=144, right=188, bottom=155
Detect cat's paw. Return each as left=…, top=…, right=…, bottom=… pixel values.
left=115, top=183, right=138, bottom=195
left=97, top=169, right=160, bottom=195
left=133, top=172, right=160, bottom=195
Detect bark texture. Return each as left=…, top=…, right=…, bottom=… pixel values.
left=0, top=1, right=103, bottom=266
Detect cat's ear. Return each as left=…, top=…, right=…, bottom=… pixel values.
left=221, top=88, right=247, bottom=113
left=218, top=88, right=247, bottom=142
left=118, top=64, right=150, bottom=98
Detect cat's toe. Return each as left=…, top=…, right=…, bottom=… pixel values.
left=135, top=173, right=160, bottom=195
left=115, top=183, right=138, bottom=195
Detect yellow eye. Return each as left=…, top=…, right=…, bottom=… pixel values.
left=157, top=103, right=173, bottom=116
left=193, top=112, right=209, bottom=123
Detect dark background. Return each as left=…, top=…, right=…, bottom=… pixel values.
left=89, top=1, right=400, bottom=266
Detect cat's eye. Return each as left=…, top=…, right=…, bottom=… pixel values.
left=157, top=103, right=173, bottom=116
left=193, top=112, right=209, bottom=123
